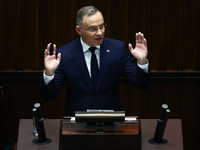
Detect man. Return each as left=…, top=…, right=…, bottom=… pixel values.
left=40, top=6, right=150, bottom=116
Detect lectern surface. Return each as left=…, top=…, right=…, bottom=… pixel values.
left=17, top=119, right=183, bottom=150
left=17, top=119, right=60, bottom=150
left=141, top=119, right=183, bottom=150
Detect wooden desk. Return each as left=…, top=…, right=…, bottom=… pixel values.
left=17, top=119, right=183, bottom=150
left=140, top=119, right=183, bottom=150
left=17, top=119, right=61, bottom=150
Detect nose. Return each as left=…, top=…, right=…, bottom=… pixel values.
left=96, top=28, right=103, bottom=35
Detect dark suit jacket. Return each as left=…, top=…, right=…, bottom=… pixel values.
left=40, top=37, right=151, bottom=116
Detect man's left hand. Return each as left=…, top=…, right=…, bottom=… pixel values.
left=128, top=32, right=148, bottom=65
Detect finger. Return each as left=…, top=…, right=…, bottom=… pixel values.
left=44, top=49, right=48, bottom=57
left=138, top=32, right=144, bottom=43
left=128, top=43, right=133, bottom=51
left=140, top=33, right=144, bottom=43
left=138, top=32, right=141, bottom=43
left=47, top=43, right=51, bottom=50
left=46, top=43, right=51, bottom=55
left=140, top=33, right=146, bottom=45
left=57, top=53, right=61, bottom=61
left=144, top=38, right=147, bottom=48
left=135, top=33, right=139, bottom=43
left=53, top=44, right=56, bottom=55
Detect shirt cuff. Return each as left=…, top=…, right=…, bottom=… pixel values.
left=43, top=70, right=54, bottom=85
left=137, top=60, right=149, bottom=73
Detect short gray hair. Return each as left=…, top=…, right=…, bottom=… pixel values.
left=76, top=6, right=102, bottom=26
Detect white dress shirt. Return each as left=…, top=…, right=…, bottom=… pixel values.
left=80, top=37, right=100, bottom=77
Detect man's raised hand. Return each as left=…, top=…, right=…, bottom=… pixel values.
left=44, top=43, right=61, bottom=76
left=128, top=32, right=148, bottom=65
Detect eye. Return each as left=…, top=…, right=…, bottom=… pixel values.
left=99, top=24, right=104, bottom=29
left=89, top=27, right=98, bottom=32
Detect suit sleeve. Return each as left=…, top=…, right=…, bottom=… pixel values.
left=40, top=78, right=57, bottom=101
left=40, top=51, right=66, bottom=101
left=121, top=43, right=151, bottom=90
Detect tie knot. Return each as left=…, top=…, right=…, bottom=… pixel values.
left=89, top=47, right=96, bottom=53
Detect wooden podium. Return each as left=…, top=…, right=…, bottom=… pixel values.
left=16, top=119, right=183, bottom=150
left=60, top=118, right=140, bottom=150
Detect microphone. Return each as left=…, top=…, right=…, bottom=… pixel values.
left=32, top=103, right=52, bottom=145
left=148, top=104, right=170, bottom=145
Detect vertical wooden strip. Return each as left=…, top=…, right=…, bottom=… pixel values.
left=160, top=0, right=165, bottom=70
left=56, top=0, right=77, bottom=47
left=124, top=0, right=128, bottom=44
left=72, top=0, right=76, bottom=39
left=19, top=0, right=37, bottom=70
left=182, top=0, right=200, bottom=71
left=37, top=0, right=55, bottom=70
left=54, top=0, right=57, bottom=44
left=17, top=0, right=21, bottom=70
left=1, top=0, right=21, bottom=70
left=109, top=0, right=128, bottom=41
left=36, top=0, right=39, bottom=70
left=106, top=0, right=110, bottom=37
left=180, top=82, right=198, bottom=148
left=0, top=0, right=2, bottom=70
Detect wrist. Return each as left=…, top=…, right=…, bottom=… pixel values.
left=137, top=59, right=148, bottom=65
left=45, top=69, right=55, bottom=76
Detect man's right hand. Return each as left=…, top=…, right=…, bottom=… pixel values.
left=44, top=43, right=61, bottom=76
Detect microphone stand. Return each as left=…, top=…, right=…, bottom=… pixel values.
left=32, top=103, right=52, bottom=145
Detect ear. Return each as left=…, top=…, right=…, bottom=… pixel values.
left=76, top=25, right=82, bottom=36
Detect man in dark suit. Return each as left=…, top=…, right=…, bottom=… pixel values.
left=40, top=6, right=150, bottom=116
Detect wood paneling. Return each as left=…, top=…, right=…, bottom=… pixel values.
left=0, top=0, right=199, bottom=71
left=0, top=72, right=200, bottom=150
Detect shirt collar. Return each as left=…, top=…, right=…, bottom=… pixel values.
left=80, top=37, right=100, bottom=52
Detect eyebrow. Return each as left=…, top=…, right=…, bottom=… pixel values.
left=88, top=23, right=104, bottom=28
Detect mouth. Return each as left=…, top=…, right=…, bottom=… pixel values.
left=95, top=37, right=103, bottom=43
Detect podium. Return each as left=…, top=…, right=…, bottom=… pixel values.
left=16, top=119, right=183, bottom=150
left=60, top=117, right=140, bottom=150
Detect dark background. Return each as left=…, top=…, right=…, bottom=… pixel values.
left=0, top=0, right=200, bottom=149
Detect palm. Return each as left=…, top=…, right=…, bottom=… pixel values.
left=130, top=43, right=147, bottom=60
left=44, top=43, right=61, bottom=76
left=45, top=55, right=60, bottom=71
left=129, top=32, right=148, bottom=64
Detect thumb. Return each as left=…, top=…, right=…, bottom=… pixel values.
left=128, top=43, right=133, bottom=51
left=57, top=53, right=61, bottom=61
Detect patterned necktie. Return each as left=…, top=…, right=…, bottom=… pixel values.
left=88, top=47, right=99, bottom=89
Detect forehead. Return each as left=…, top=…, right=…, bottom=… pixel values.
left=82, top=11, right=104, bottom=27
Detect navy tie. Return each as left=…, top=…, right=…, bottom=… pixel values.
left=89, top=47, right=99, bottom=89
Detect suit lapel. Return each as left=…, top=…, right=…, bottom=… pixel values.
left=96, top=38, right=110, bottom=91
left=71, top=39, right=94, bottom=91
left=71, top=38, right=111, bottom=92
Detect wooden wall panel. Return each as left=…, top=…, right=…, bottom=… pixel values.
left=0, top=74, right=199, bottom=150
left=161, top=0, right=182, bottom=70
left=20, top=1, right=37, bottom=70
left=0, top=0, right=2, bottom=71
left=37, top=0, right=55, bottom=70
left=109, top=0, right=128, bottom=41
left=179, top=82, right=199, bottom=148
left=1, top=0, right=20, bottom=70
left=55, top=0, right=77, bottom=46
left=181, top=1, right=200, bottom=71
left=0, top=0, right=200, bottom=71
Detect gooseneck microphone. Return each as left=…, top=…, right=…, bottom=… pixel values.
left=32, top=103, right=52, bottom=145
left=148, top=104, right=170, bottom=145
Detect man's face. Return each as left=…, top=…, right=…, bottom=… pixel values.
left=76, top=11, right=105, bottom=47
